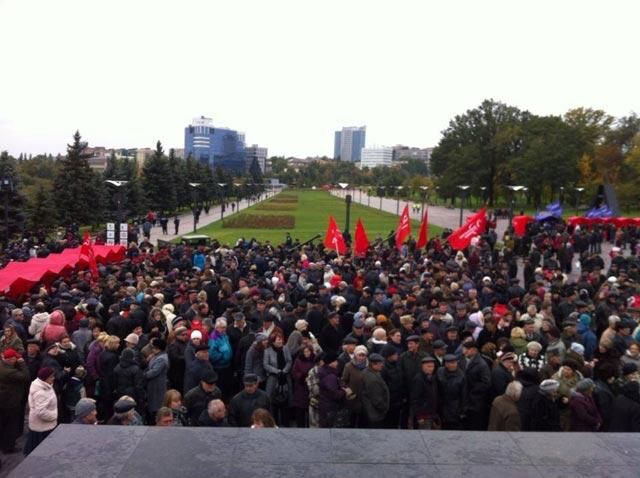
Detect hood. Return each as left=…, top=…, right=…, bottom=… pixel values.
left=49, top=310, right=65, bottom=326
left=32, top=312, right=50, bottom=323
left=119, top=349, right=136, bottom=368
left=32, top=378, right=53, bottom=392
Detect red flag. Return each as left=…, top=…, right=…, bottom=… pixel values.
left=395, top=205, right=412, bottom=250
left=512, top=215, right=534, bottom=237
left=354, top=218, right=370, bottom=257
left=323, top=216, right=347, bottom=254
left=79, top=232, right=98, bottom=278
left=416, top=209, right=429, bottom=249
left=447, top=207, right=487, bottom=250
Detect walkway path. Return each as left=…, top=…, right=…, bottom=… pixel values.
left=147, top=190, right=277, bottom=244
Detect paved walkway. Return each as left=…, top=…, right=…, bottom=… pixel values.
left=147, top=190, right=277, bottom=244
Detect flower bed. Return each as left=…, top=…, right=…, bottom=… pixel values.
left=254, top=202, right=297, bottom=211
left=222, top=214, right=295, bottom=229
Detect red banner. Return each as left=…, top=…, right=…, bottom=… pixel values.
left=395, top=205, right=411, bottom=250
left=416, top=209, right=429, bottom=249
left=354, top=218, right=370, bottom=257
left=447, top=207, right=487, bottom=250
left=323, top=215, right=347, bottom=254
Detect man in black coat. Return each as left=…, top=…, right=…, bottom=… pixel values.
left=460, top=340, right=491, bottom=430
left=167, top=326, right=188, bottom=392
left=184, top=344, right=214, bottom=394
left=529, top=379, right=562, bottom=431
left=184, top=371, right=222, bottom=426
left=437, top=354, right=466, bottom=430
left=609, top=381, right=640, bottom=432
left=318, top=312, right=344, bottom=356
left=380, top=345, right=404, bottom=429
left=490, top=352, right=515, bottom=399
left=410, top=356, right=439, bottom=429
left=516, top=367, right=541, bottom=431
left=228, top=373, right=271, bottom=427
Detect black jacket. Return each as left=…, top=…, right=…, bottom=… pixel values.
left=529, top=391, right=561, bottom=431
left=381, top=359, right=404, bottom=407
left=490, top=363, right=514, bottom=399
left=592, top=379, right=615, bottom=432
left=318, top=324, right=343, bottom=356
left=517, top=370, right=540, bottom=431
left=228, top=389, right=271, bottom=427
left=184, top=384, right=222, bottom=426
left=609, top=383, right=640, bottom=432
left=167, top=339, right=187, bottom=391
left=436, top=367, right=466, bottom=426
left=184, top=358, right=214, bottom=395
left=410, top=371, right=439, bottom=421
left=461, top=354, right=491, bottom=413
left=113, top=354, right=144, bottom=403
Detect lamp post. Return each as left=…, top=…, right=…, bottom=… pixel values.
left=344, top=193, right=352, bottom=241
left=575, top=187, right=584, bottom=216
left=1, top=173, right=14, bottom=247
left=457, top=185, right=470, bottom=227
left=359, top=187, right=363, bottom=204
left=189, top=183, right=202, bottom=232
left=506, top=185, right=525, bottom=227
left=338, top=182, right=349, bottom=199
left=234, top=182, right=242, bottom=213
left=395, top=186, right=404, bottom=215
left=105, top=180, right=128, bottom=243
left=419, top=186, right=429, bottom=218
left=479, top=186, right=487, bottom=207
left=217, top=183, right=227, bottom=220
left=367, top=187, right=371, bottom=207
left=378, top=186, right=385, bottom=211
left=559, top=186, right=565, bottom=206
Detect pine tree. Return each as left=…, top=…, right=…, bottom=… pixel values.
left=53, top=131, right=97, bottom=226
left=141, top=141, right=177, bottom=213
left=27, top=186, right=57, bottom=233
left=0, top=151, right=27, bottom=242
left=249, top=157, right=263, bottom=185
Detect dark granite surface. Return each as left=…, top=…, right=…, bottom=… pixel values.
left=10, top=426, right=640, bottom=478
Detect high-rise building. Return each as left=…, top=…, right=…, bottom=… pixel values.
left=360, top=146, right=393, bottom=169
left=184, top=116, right=246, bottom=171
left=245, top=144, right=270, bottom=174
left=333, top=126, right=366, bottom=162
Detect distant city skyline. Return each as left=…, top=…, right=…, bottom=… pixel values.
left=1, top=1, right=638, bottom=158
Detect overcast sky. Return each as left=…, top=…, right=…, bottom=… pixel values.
left=1, top=0, right=638, bottom=158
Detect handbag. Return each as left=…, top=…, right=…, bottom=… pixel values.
left=272, top=382, right=289, bottom=406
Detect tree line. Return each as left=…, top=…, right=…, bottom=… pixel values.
left=0, top=132, right=264, bottom=241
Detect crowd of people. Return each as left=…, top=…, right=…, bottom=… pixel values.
left=1, top=214, right=640, bottom=465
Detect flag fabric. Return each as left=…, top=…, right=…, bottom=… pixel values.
left=395, top=205, right=411, bottom=250
left=512, top=215, right=534, bottom=237
left=323, top=216, right=347, bottom=255
left=79, top=232, right=98, bottom=278
left=447, top=207, right=487, bottom=250
left=354, top=218, right=370, bottom=257
left=416, top=209, right=429, bottom=249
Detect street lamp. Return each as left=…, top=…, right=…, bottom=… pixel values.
left=1, top=173, right=14, bottom=247
left=559, top=186, right=565, bottom=205
left=419, top=186, right=429, bottom=218
left=479, top=186, right=487, bottom=207
left=189, top=183, right=202, bottom=232
left=575, top=187, right=584, bottom=215
left=338, top=182, right=349, bottom=199
left=105, top=180, right=128, bottom=243
left=378, top=186, right=385, bottom=211
left=233, top=182, right=242, bottom=212
left=506, top=185, right=525, bottom=227
left=217, top=182, right=227, bottom=220
left=457, top=185, right=470, bottom=227
left=395, top=186, right=404, bottom=215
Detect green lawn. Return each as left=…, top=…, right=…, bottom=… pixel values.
left=189, top=189, right=442, bottom=245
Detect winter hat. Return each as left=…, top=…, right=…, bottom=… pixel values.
left=294, top=320, right=308, bottom=332
left=368, top=353, right=384, bottom=363
left=380, top=344, right=399, bottom=358
left=114, top=397, right=136, bottom=414
left=622, top=362, right=638, bottom=376
left=2, top=348, right=20, bottom=360
left=74, top=398, right=97, bottom=419
left=575, top=378, right=595, bottom=393
left=255, top=333, right=269, bottom=342
left=526, top=341, right=543, bottom=352
left=121, top=348, right=135, bottom=361
left=191, top=330, right=203, bottom=340
left=354, top=345, right=369, bottom=356
left=125, top=333, right=139, bottom=345
left=539, top=379, right=560, bottom=393
left=570, top=342, right=585, bottom=356
left=500, top=352, right=516, bottom=363
left=37, top=367, right=55, bottom=381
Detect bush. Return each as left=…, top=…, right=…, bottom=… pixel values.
left=222, top=214, right=295, bottom=229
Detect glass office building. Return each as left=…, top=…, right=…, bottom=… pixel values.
left=184, top=116, right=246, bottom=171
